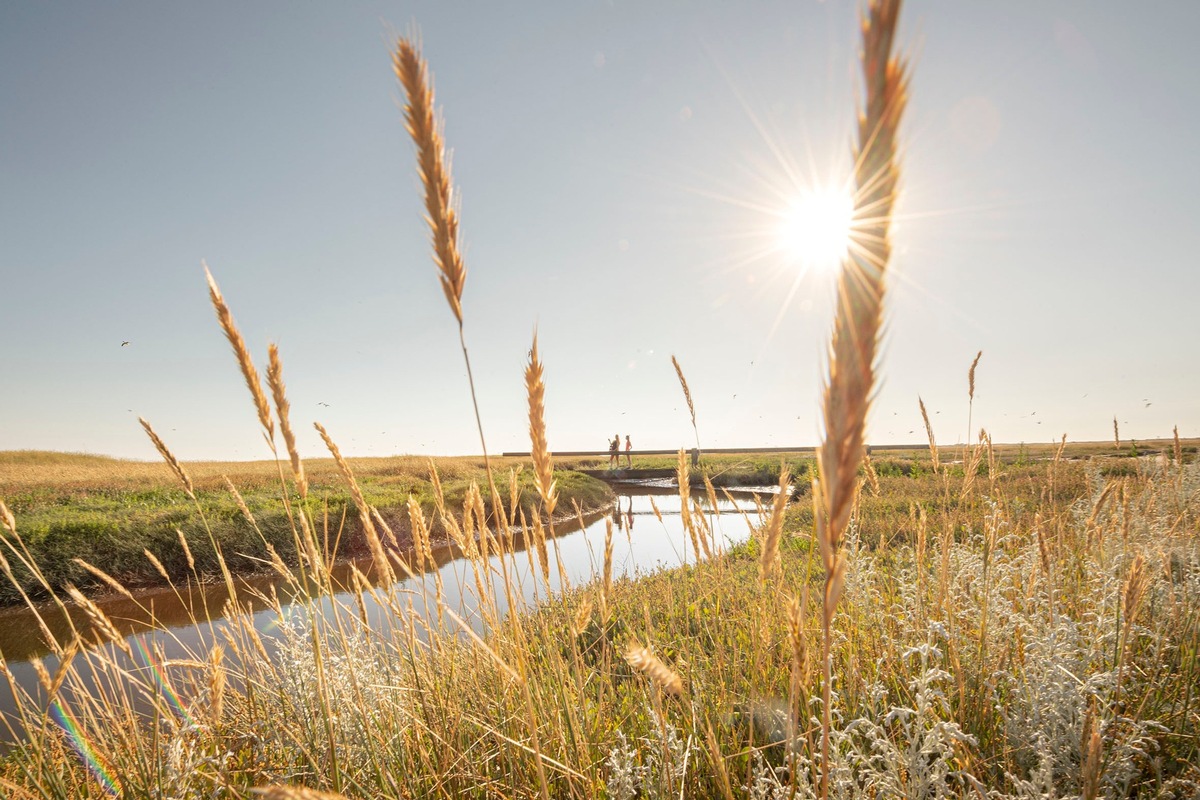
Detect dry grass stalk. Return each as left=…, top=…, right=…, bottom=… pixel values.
left=967, top=350, right=982, bottom=459
left=572, top=595, right=594, bottom=637
left=624, top=642, right=684, bottom=697
left=862, top=452, right=881, bottom=494
left=919, top=396, right=940, bottom=473
left=138, top=418, right=194, bottom=498
left=65, top=584, right=131, bottom=657
left=0, top=500, right=15, bottom=536
left=1173, top=424, right=1182, bottom=466
left=253, top=786, right=351, bottom=800
left=671, top=354, right=700, bottom=451
left=394, top=39, right=466, bottom=327
left=143, top=549, right=170, bottom=581
left=787, top=588, right=809, bottom=684
left=676, top=450, right=700, bottom=561
left=223, top=476, right=257, bottom=528
left=406, top=495, right=433, bottom=574
left=176, top=527, right=195, bottom=572
left=915, top=502, right=928, bottom=607
left=529, top=513, right=551, bottom=584
left=204, top=265, right=275, bottom=443
left=314, top=422, right=394, bottom=584
left=525, top=334, right=557, bottom=516
left=815, top=0, right=906, bottom=794
left=207, top=643, right=226, bottom=726
left=600, top=518, right=615, bottom=624
left=703, top=719, right=736, bottom=800
left=968, top=350, right=982, bottom=401
left=267, top=344, right=308, bottom=499
left=1123, top=553, right=1147, bottom=629
left=1081, top=698, right=1103, bottom=800
left=72, top=559, right=134, bottom=601
left=758, top=465, right=792, bottom=584
left=1113, top=416, right=1120, bottom=449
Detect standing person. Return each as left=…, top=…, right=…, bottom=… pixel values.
left=609, top=434, right=620, bottom=469
left=624, top=435, right=633, bottom=468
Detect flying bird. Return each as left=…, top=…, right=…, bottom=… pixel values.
left=121, top=341, right=130, bottom=347
left=317, top=402, right=330, bottom=407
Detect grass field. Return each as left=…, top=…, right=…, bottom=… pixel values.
left=1, top=2, right=1198, bottom=797
left=0, top=450, right=612, bottom=605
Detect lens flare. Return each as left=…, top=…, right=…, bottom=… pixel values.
left=776, top=187, right=854, bottom=271
left=50, top=700, right=120, bottom=797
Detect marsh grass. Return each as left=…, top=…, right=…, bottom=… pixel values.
left=2, top=5, right=1200, bottom=799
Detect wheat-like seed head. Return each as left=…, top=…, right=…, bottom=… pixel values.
left=1113, top=416, right=1120, bottom=449
left=1173, top=425, right=1182, bottom=466
left=918, top=396, right=940, bottom=472
left=267, top=344, right=308, bottom=499
left=223, top=476, right=256, bottom=528
left=143, top=549, right=170, bottom=581
left=65, top=584, right=131, bottom=657
left=862, top=453, right=881, bottom=494
left=72, top=559, right=134, bottom=600
left=786, top=589, right=809, bottom=677
left=601, top=518, right=615, bottom=623
left=395, top=39, right=467, bottom=327
left=524, top=334, right=557, bottom=516
left=204, top=265, right=275, bottom=442
left=624, top=642, right=684, bottom=697
left=572, top=595, right=594, bottom=637
left=758, top=465, right=791, bottom=585
left=175, top=527, right=195, bottom=572
left=968, top=350, right=982, bottom=401
left=314, top=422, right=394, bottom=583
left=0, top=501, right=14, bottom=537
left=817, top=0, right=906, bottom=574
left=207, top=643, right=226, bottom=726
left=671, top=354, right=697, bottom=431
left=138, top=418, right=194, bottom=498
left=1123, top=554, right=1146, bottom=628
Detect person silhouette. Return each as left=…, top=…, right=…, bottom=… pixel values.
left=624, top=435, right=633, bottom=468
left=608, top=434, right=620, bottom=469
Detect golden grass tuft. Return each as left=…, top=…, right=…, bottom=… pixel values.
left=314, top=422, right=394, bottom=584
left=670, top=354, right=699, bottom=450
left=394, top=39, right=466, bottom=327
left=814, top=0, right=906, bottom=794
left=204, top=265, right=275, bottom=443
left=525, top=333, right=556, bottom=516
left=758, top=464, right=791, bottom=585
left=137, top=417, right=194, bottom=498
left=624, top=642, right=684, bottom=697
left=267, top=344, right=308, bottom=499
left=919, top=395, right=940, bottom=473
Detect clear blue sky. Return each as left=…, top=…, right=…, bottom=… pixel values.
left=2, top=2, right=1198, bottom=461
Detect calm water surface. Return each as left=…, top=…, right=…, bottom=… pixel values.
left=0, top=485, right=767, bottom=742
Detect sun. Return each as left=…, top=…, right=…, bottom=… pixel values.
left=776, top=187, right=854, bottom=271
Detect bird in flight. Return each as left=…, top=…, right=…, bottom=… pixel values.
left=317, top=402, right=330, bottom=407
left=121, top=341, right=130, bottom=347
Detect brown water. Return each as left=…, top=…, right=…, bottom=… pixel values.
left=0, top=485, right=767, bottom=743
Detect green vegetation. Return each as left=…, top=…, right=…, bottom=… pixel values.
left=0, top=451, right=612, bottom=604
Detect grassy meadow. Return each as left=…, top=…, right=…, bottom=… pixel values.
left=0, top=450, right=612, bottom=605
left=2, top=2, right=1199, bottom=798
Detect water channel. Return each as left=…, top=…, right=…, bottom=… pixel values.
left=0, top=483, right=770, bottom=743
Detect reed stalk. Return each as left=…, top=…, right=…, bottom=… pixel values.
left=814, top=1, right=907, bottom=795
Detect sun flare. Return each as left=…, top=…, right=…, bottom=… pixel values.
left=776, top=187, right=854, bottom=271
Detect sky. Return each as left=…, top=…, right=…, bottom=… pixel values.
left=2, top=1, right=1198, bottom=462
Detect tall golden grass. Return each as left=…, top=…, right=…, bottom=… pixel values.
left=0, top=5, right=1197, bottom=799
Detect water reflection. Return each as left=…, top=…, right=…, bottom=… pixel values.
left=0, top=486, right=767, bottom=743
